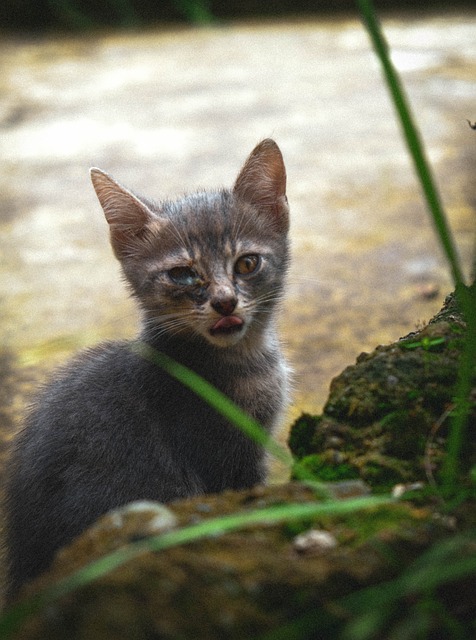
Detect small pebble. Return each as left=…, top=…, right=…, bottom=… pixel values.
left=91, top=500, right=177, bottom=536
left=392, top=482, right=424, bottom=498
left=293, top=529, right=337, bottom=554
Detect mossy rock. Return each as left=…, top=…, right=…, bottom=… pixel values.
left=5, top=483, right=473, bottom=640
left=289, top=291, right=476, bottom=494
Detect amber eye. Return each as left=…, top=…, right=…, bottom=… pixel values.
left=168, top=266, right=201, bottom=286
left=234, top=254, right=260, bottom=276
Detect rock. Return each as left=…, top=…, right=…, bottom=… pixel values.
left=49, top=501, right=178, bottom=579
left=3, top=483, right=464, bottom=640
left=292, top=528, right=338, bottom=554
left=289, top=291, right=476, bottom=497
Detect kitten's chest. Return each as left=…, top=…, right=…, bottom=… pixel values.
left=141, top=339, right=287, bottom=431
left=197, top=354, right=286, bottom=431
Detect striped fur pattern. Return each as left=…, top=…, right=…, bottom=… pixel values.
left=4, top=140, right=290, bottom=600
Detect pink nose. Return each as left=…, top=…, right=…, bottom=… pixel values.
left=211, top=297, right=237, bottom=316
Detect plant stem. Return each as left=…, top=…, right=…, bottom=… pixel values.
left=441, top=284, right=476, bottom=492
left=357, top=0, right=465, bottom=288
left=131, top=341, right=294, bottom=470
left=357, top=0, right=475, bottom=498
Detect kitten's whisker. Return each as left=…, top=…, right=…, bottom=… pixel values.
left=145, top=310, right=196, bottom=324
left=231, top=208, right=257, bottom=242
left=145, top=314, right=195, bottom=330
left=287, top=275, right=348, bottom=288
left=231, top=207, right=250, bottom=241
left=165, top=217, right=191, bottom=253
left=250, top=289, right=284, bottom=305
left=141, top=310, right=199, bottom=339
left=144, top=317, right=195, bottom=341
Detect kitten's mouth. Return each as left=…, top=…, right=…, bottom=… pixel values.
left=210, top=315, right=244, bottom=336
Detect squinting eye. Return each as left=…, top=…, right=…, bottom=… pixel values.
left=234, top=254, right=260, bottom=276
left=168, top=266, right=201, bottom=286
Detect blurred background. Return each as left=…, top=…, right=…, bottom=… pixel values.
left=0, top=1, right=475, bottom=31
left=1, top=1, right=475, bottom=457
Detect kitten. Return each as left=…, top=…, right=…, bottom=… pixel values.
left=4, top=139, right=290, bottom=600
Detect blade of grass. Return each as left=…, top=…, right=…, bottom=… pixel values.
left=131, top=341, right=295, bottom=470
left=357, top=0, right=475, bottom=498
left=357, top=0, right=465, bottom=288
left=440, top=283, right=476, bottom=493
left=131, top=342, right=329, bottom=490
left=0, top=494, right=391, bottom=639
left=258, top=531, right=476, bottom=640
left=341, top=530, right=476, bottom=639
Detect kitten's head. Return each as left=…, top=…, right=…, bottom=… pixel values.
left=90, top=139, right=289, bottom=349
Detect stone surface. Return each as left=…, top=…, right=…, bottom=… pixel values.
left=288, top=290, right=476, bottom=500
left=5, top=483, right=468, bottom=640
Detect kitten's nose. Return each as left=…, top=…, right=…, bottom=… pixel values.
left=211, top=296, right=238, bottom=316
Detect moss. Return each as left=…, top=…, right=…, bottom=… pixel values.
left=380, top=410, right=428, bottom=459
left=288, top=293, right=476, bottom=494
left=360, top=460, right=410, bottom=490
left=12, top=483, right=464, bottom=640
left=294, top=454, right=360, bottom=483
left=287, top=413, right=320, bottom=458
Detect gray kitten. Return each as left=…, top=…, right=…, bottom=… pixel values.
left=4, top=139, right=290, bottom=600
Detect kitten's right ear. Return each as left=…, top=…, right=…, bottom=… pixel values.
left=90, top=168, right=153, bottom=259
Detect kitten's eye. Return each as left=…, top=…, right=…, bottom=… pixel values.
left=168, top=266, right=201, bottom=286
left=234, top=254, right=260, bottom=276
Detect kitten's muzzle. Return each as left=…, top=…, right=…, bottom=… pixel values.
left=209, top=292, right=243, bottom=337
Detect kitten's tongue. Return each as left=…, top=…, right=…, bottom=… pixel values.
left=210, top=315, right=244, bottom=334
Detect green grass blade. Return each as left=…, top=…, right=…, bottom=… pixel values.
left=440, top=284, right=476, bottom=492
left=131, top=342, right=329, bottom=489
left=357, top=0, right=465, bottom=288
left=357, top=0, right=475, bottom=499
left=341, top=531, right=476, bottom=639
left=0, top=494, right=391, bottom=639
left=131, top=341, right=295, bottom=469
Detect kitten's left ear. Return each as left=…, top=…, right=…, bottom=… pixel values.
left=233, top=139, right=289, bottom=232
left=90, top=168, right=155, bottom=259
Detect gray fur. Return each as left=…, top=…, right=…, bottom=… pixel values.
left=4, top=139, right=290, bottom=600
